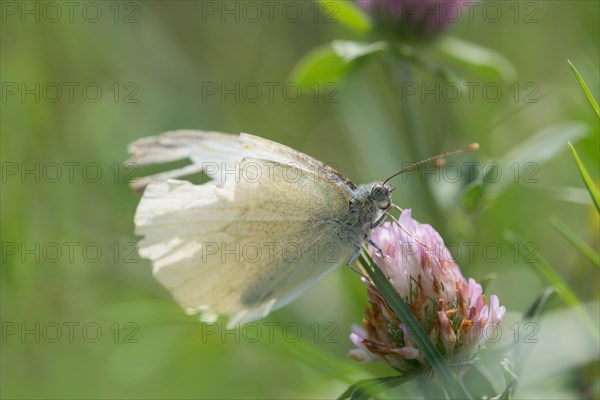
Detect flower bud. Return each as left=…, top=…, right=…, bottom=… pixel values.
left=356, top=0, right=475, bottom=38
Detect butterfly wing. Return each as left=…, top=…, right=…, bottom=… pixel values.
left=128, top=130, right=356, bottom=192
left=134, top=157, right=354, bottom=325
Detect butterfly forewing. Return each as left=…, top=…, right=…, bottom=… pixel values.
left=135, top=157, right=354, bottom=324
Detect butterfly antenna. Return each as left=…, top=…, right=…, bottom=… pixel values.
left=383, top=143, right=479, bottom=186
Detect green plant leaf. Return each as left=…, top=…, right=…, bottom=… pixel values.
left=567, top=59, right=600, bottom=118
left=491, top=359, right=518, bottom=400
left=503, top=231, right=599, bottom=341
left=523, top=287, right=556, bottom=321
left=461, top=122, right=589, bottom=211
left=493, top=288, right=555, bottom=400
left=550, top=216, right=600, bottom=267
left=390, top=43, right=460, bottom=83
left=264, top=323, right=362, bottom=383
left=568, top=142, right=600, bottom=212
left=290, top=41, right=387, bottom=87
left=503, top=231, right=581, bottom=307
left=461, top=183, right=485, bottom=212
left=358, top=252, right=472, bottom=400
left=332, top=40, right=388, bottom=62
left=494, top=123, right=588, bottom=194
left=290, top=44, right=352, bottom=86
left=336, top=375, right=411, bottom=400
left=461, top=365, right=497, bottom=399
left=435, top=36, right=517, bottom=82
left=479, top=274, right=497, bottom=294
left=317, top=0, right=372, bottom=34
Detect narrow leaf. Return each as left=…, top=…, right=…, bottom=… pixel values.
left=521, top=303, right=600, bottom=384
left=568, top=142, right=600, bottom=212
left=337, top=375, right=411, bottom=400
left=493, top=288, right=555, bottom=400
left=503, top=230, right=599, bottom=341
left=495, top=123, right=588, bottom=190
left=265, top=323, right=362, bottom=383
left=491, top=359, right=518, bottom=400
left=567, top=59, right=600, bottom=118
left=462, top=122, right=589, bottom=211
left=390, top=43, right=460, bottom=83
left=332, top=40, right=387, bottom=63
left=479, top=274, right=497, bottom=294
left=516, top=288, right=556, bottom=370
left=317, top=0, right=372, bottom=34
left=435, top=36, right=517, bottom=82
left=523, top=287, right=556, bottom=321
left=550, top=216, right=600, bottom=267
left=504, top=231, right=581, bottom=307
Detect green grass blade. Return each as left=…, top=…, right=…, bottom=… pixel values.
left=358, top=253, right=471, bottom=400
left=504, top=231, right=581, bottom=307
left=523, top=287, right=557, bottom=321
left=494, top=288, right=556, bottom=400
left=462, top=122, right=589, bottom=212
left=567, top=59, right=600, bottom=118
left=514, top=287, right=556, bottom=371
left=503, top=230, right=599, bottom=341
left=568, top=142, right=600, bottom=212
left=550, top=216, right=600, bottom=267
left=337, top=375, right=411, bottom=400
left=264, top=324, right=362, bottom=384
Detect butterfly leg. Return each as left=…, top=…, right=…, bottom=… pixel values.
left=391, top=204, right=404, bottom=213
left=346, top=239, right=382, bottom=266
left=347, top=248, right=360, bottom=265
left=368, top=239, right=383, bottom=254
left=371, top=212, right=388, bottom=228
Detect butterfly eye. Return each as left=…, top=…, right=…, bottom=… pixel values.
left=371, top=185, right=387, bottom=201
left=371, top=185, right=391, bottom=210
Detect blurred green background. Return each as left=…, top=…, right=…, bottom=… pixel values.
left=1, top=1, right=598, bottom=399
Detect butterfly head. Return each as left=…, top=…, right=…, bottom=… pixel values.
left=370, top=182, right=393, bottom=210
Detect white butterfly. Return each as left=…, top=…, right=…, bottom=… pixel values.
left=129, top=130, right=395, bottom=325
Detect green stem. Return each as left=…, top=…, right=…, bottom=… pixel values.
left=397, top=63, right=428, bottom=161
left=416, top=376, right=451, bottom=399
left=392, top=58, right=445, bottom=229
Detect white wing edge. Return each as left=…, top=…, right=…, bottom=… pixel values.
left=127, top=130, right=353, bottom=192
